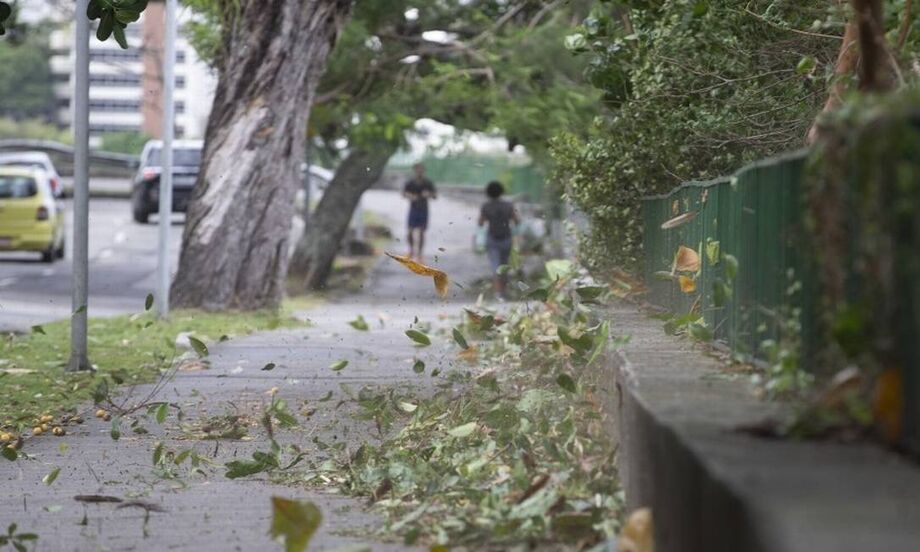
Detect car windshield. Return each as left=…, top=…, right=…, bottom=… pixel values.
left=0, top=176, right=37, bottom=198
left=147, top=148, right=202, bottom=167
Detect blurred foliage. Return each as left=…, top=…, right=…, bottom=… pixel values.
left=99, top=129, right=150, bottom=155
left=0, top=19, right=53, bottom=120
left=0, top=117, right=69, bottom=142
left=550, top=1, right=874, bottom=271
left=187, top=1, right=599, bottom=176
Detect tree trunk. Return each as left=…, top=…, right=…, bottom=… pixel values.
left=806, top=20, right=859, bottom=144
left=289, top=144, right=396, bottom=290
left=852, top=0, right=895, bottom=92
left=169, top=0, right=351, bottom=310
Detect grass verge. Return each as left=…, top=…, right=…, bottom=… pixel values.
left=0, top=308, right=305, bottom=432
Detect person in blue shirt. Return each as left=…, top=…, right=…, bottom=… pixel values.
left=402, top=163, right=437, bottom=260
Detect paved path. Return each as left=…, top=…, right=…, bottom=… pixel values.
left=1, top=191, right=491, bottom=551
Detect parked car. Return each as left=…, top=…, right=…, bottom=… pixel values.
left=0, top=167, right=66, bottom=262
left=0, top=151, right=64, bottom=198
left=131, top=140, right=203, bottom=223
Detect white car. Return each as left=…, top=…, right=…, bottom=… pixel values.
left=0, top=151, right=64, bottom=198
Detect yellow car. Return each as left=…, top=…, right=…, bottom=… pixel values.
left=0, top=167, right=66, bottom=262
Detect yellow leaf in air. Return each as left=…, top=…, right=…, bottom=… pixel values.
left=385, top=252, right=450, bottom=298
left=674, top=245, right=700, bottom=273
left=873, top=367, right=903, bottom=445
left=619, top=508, right=654, bottom=552
left=678, top=275, right=696, bottom=293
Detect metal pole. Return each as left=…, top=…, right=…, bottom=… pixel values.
left=156, top=0, right=176, bottom=319
left=68, top=0, right=90, bottom=372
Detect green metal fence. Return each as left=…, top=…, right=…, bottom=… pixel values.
left=641, top=150, right=814, bottom=358
left=642, top=147, right=920, bottom=455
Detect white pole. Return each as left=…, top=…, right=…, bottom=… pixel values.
left=68, top=0, right=90, bottom=372
left=156, top=0, right=176, bottom=319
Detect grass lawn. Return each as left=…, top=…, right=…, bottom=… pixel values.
left=0, top=307, right=307, bottom=433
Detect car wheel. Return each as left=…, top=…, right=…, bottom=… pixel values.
left=41, top=247, right=55, bottom=263
left=55, top=240, right=65, bottom=259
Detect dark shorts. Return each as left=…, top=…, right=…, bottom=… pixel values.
left=408, top=208, right=429, bottom=229
left=486, top=235, right=513, bottom=274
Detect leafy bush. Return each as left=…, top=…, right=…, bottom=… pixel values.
left=551, top=1, right=841, bottom=271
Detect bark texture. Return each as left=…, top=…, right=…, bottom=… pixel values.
left=289, top=144, right=397, bottom=290
left=170, top=0, right=351, bottom=310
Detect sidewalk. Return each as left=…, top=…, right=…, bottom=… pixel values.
left=1, top=192, right=490, bottom=550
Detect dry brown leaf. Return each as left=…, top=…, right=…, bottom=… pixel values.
left=873, top=367, right=903, bottom=445
left=177, top=359, right=209, bottom=372
left=678, top=275, right=696, bottom=294
left=610, top=269, right=649, bottom=298
left=619, top=508, right=654, bottom=552
left=674, top=245, right=700, bottom=273
left=458, top=345, right=479, bottom=364
left=385, top=252, right=449, bottom=298
left=660, top=211, right=697, bottom=230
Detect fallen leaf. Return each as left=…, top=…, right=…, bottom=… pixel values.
left=457, top=345, right=479, bottom=364
left=447, top=422, right=478, bottom=438
left=262, top=363, right=276, bottom=371
left=43, top=467, right=60, bottom=485
left=270, top=497, right=322, bottom=552
left=412, top=359, right=425, bottom=374
left=330, top=360, right=348, bottom=372
left=385, top=252, right=449, bottom=298
left=678, top=275, right=696, bottom=293
left=74, top=495, right=123, bottom=504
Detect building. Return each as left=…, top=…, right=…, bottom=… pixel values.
left=48, top=2, right=216, bottom=144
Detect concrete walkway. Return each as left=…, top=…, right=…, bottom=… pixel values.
left=1, top=191, right=490, bottom=551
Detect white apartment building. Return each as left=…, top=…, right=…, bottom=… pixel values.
left=48, top=4, right=216, bottom=143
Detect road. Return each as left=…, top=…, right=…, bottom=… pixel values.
left=0, top=187, right=487, bottom=332
left=0, top=197, right=183, bottom=332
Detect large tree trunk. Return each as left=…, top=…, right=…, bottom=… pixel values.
left=169, top=0, right=351, bottom=310
left=289, top=144, right=396, bottom=290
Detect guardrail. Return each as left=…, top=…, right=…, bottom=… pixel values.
left=0, top=139, right=139, bottom=177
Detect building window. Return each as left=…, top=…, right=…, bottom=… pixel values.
left=175, top=101, right=185, bottom=114
left=90, top=49, right=142, bottom=62
left=90, top=124, right=142, bottom=133
left=175, top=76, right=186, bottom=89
left=176, top=51, right=186, bottom=64
left=89, top=74, right=142, bottom=87
left=53, top=73, right=70, bottom=83
left=89, top=99, right=142, bottom=112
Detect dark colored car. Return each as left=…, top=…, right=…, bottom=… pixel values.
left=131, top=140, right=203, bottom=224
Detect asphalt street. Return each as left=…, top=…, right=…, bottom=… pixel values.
left=0, top=196, right=184, bottom=332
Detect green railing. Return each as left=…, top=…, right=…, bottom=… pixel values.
left=641, top=150, right=814, bottom=358
left=642, top=147, right=919, bottom=454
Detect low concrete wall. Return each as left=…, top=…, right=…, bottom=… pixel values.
left=610, top=303, right=920, bottom=552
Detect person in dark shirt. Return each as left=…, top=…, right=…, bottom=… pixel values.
left=479, top=181, right=520, bottom=299
left=402, top=163, right=437, bottom=260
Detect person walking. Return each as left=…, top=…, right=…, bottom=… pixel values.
left=402, top=163, right=437, bottom=260
left=479, top=181, right=520, bottom=299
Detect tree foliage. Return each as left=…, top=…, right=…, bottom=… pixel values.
left=551, top=1, right=862, bottom=271
left=0, top=24, right=54, bottom=119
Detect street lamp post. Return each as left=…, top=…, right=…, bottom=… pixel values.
left=68, top=0, right=91, bottom=372
left=156, top=0, right=177, bottom=319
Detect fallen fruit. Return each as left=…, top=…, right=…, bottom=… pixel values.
left=0, top=433, right=11, bottom=443
left=41, top=423, right=50, bottom=432
left=40, top=415, right=54, bottom=423
left=33, top=427, right=43, bottom=435
left=52, top=427, right=65, bottom=436
left=102, top=413, right=111, bottom=422
left=95, top=409, right=107, bottom=419
left=73, top=416, right=84, bottom=424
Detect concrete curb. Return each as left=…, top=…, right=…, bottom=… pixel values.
left=611, top=304, right=920, bottom=552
